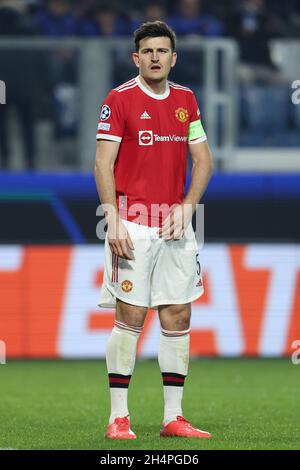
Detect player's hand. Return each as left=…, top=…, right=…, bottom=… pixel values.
left=107, top=215, right=134, bottom=260
left=158, top=204, right=193, bottom=240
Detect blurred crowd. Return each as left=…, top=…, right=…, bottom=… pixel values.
left=1, top=0, right=300, bottom=81
left=0, top=0, right=300, bottom=39
left=1, top=0, right=300, bottom=170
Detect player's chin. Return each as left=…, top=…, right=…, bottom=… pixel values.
left=148, top=71, right=167, bottom=81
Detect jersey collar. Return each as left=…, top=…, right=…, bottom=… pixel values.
left=135, top=75, right=170, bottom=100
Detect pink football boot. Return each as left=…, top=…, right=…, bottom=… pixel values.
left=160, top=416, right=212, bottom=438
left=106, top=416, right=136, bottom=439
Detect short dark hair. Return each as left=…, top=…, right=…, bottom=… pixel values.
left=134, top=21, right=176, bottom=52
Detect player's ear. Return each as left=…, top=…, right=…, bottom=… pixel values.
left=171, top=51, right=177, bottom=68
left=132, top=52, right=139, bottom=68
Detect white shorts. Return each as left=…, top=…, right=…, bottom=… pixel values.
left=98, top=219, right=204, bottom=309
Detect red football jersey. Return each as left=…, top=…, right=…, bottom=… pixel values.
left=96, top=75, right=207, bottom=226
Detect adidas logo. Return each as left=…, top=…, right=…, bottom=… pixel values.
left=140, top=110, right=151, bottom=119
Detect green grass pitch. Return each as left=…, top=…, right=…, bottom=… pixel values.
left=0, top=359, right=299, bottom=450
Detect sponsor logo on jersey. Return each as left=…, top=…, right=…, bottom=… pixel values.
left=100, top=104, right=111, bottom=121
left=139, top=130, right=187, bottom=145
left=140, top=110, right=151, bottom=119
left=196, top=279, right=203, bottom=287
left=155, top=134, right=187, bottom=142
left=139, top=130, right=153, bottom=145
left=121, top=280, right=133, bottom=293
left=98, top=122, right=111, bottom=131
left=175, top=107, right=189, bottom=123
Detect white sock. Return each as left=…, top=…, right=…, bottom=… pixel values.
left=106, top=320, right=142, bottom=424
left=158, top=328, right=190, bottom=425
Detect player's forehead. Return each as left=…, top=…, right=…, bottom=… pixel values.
left=138, top=36, right=172, bottom=51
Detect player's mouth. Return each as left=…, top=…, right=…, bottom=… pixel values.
left=150, top=65, right=162, bottom=71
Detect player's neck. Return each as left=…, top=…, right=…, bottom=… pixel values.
left=139, top=75, right=168, bottom=95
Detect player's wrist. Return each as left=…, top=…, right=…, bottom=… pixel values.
left=182, top=200, right=197, bottom=215
left=105, top=208, right=120, bottom=224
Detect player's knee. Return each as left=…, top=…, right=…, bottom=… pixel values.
left=125, top=314, right=145, bottom=329
left=174, top=314, right=190, bottom=331
left=160, top=305, right=191, bottom=331
left=116, top=301, right=147, bottom=328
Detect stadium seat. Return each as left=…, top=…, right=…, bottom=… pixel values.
left=240, top=84, right=289, bottom=146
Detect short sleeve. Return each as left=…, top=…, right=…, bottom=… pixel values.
left=188, top=93, right=207, bottom=144
left=96, top=91, right=125, bottom=142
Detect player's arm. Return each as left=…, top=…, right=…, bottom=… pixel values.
left=183, top=139, right=213, bottom=212
left=184, top=96, right=213, bottom=212
left=94, top=140, right=134, bottom=260
left=159, top=140, right=213, bottom=240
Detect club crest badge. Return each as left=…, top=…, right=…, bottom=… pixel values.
left=175, top=107, right=189, bottom=123
left=121, top=280, right=133, bottom=293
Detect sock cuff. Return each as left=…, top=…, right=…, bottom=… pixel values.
left=108, top=373, right=132, bottom=388
left=114, top=320, right=143, bottom=336
left=162, top=372, right=186, bottom=387
left=160, top=327, right=190, bottom=338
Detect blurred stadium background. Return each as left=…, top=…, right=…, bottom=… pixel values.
left=1, top=0, right=300, bottom=452
left=1, top=0, right=300, bottom=364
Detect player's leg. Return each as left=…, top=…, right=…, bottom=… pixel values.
left=102, top=220, right=153, bottom=438
left=151, top=223, right=210, bottom=437
left=157, top=303, right=211, bottom=438
left=151, top=223, right=202, bottom=414
left=106, top=300, right=147, bottom=426
left=158, top=303, right=191, bottom=424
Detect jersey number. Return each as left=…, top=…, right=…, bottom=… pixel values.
left=196, top=253, right=201, bottom=276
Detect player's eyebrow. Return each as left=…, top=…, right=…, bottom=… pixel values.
left=140, top=48, right=170, bottom=53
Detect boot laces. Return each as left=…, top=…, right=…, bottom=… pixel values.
left=115, top=416, right=130, bottom=429
left=177, top=416, right=191, bottom=425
